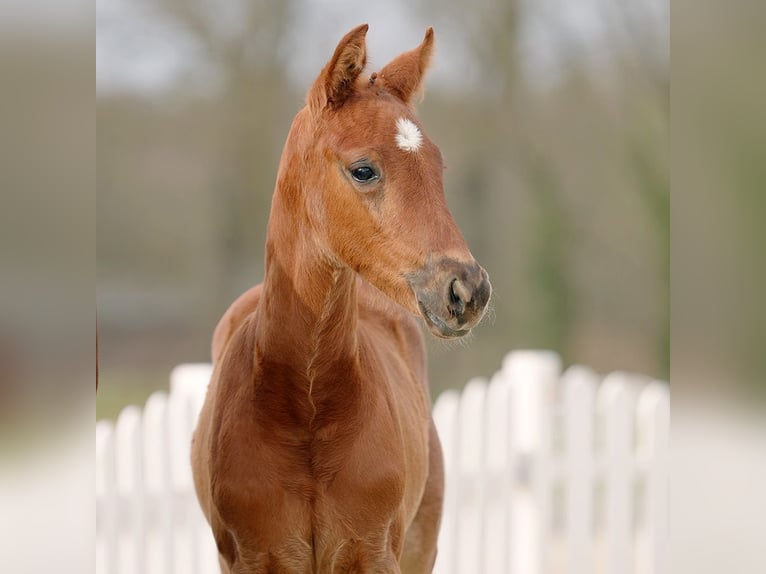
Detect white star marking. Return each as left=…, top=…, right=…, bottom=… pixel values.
left=395, top=117, right=423, bottom=152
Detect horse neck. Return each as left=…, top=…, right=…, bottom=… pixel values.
left=257, top=177, right=359, bottom=380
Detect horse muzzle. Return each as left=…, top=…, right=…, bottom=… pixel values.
left=408, top=257, right=491, bottom=339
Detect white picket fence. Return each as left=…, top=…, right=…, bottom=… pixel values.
left=96, top=350, right=668, bottom=574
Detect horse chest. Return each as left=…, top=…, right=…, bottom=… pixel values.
left=214, top=420, right=413, bottom=572
left=208, top=309, right=432, bottom=570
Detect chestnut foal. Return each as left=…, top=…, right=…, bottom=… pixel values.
left=191, top=25, right=491, bottom=573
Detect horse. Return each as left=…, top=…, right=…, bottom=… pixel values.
left=191, top=24, right=491, bottom=573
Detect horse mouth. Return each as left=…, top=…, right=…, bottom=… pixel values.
left=418, top=301, right=471, bottom=339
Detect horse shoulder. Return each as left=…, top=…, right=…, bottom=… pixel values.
left=206, top=315, right=268, bottom=526
left=193, top=311, right=262, bottom=555
left=211, top=284, right=263, bottom=364
left=200, top=303, right=319, bottom=570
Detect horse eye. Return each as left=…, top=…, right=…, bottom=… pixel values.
left=350, top=166, right=377, bottom=183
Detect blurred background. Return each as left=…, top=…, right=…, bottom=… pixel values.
left=96, top=0, right=669, bottom=419
left=8, top=0, right=766, bottom=571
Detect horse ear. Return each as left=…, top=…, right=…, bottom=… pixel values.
left=378, top=27, right=434, bottom=104
left=308, top=24, right=368, bottom=113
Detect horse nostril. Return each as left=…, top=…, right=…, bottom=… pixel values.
left=449, top=278, right=471, bottom=316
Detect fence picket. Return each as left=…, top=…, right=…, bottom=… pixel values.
left=482, top=371, right=512, bottom=574
left=562, top=366, right=597, bottom=574
left=168, top=388, right=195, bottom=573
left=171, top=362, right=219, bottom=573
left=505, top=350, right=561, bottom=574
left=143, top=392, right=173, bottom=574
left=636, top=383, right=669, bottom=574
left=598, top=374, right=637, bottom=574
left=115, top=406, right=144, bottom=574
left=432, top=389, right=460, bottom=574
left=170, top=363, right=212, bottom=433
left=97, top=353, right=668, bottom=574
left=97, top=421, right=117, bottom=574
left=456, top=377, right=488, bottom=574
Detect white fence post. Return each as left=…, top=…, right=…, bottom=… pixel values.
left=456, top=377, right=488, bottom=574
left=636, top=383, right=669, bottom=574
left=171, top=363, right=219, bottom=573
left=505, top=350, right=561, bottom=574
left=115, top=406, right=144, bottom=574
left=432, top=389, right=461, bottom=574
left=562, top=365, right=597, bottom=574
left=482, top=369, right=512, bottom=574
left=170, top=363, right=212, bottom=426
left=143, top=391, right=173, bottom=574
left=96, top=421, right=117, bottom=574
left=97, top=357, right=669, bottom=574
left=598, top=373, right=638, bottom=574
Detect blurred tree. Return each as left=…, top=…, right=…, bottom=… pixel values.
left=522, top=153, right=574, bottom=358
left=154, top=0, right=298, bottom=301
left=98, top=1, right=300, bottom=415
left=629, top=129, right=669, bottom=377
